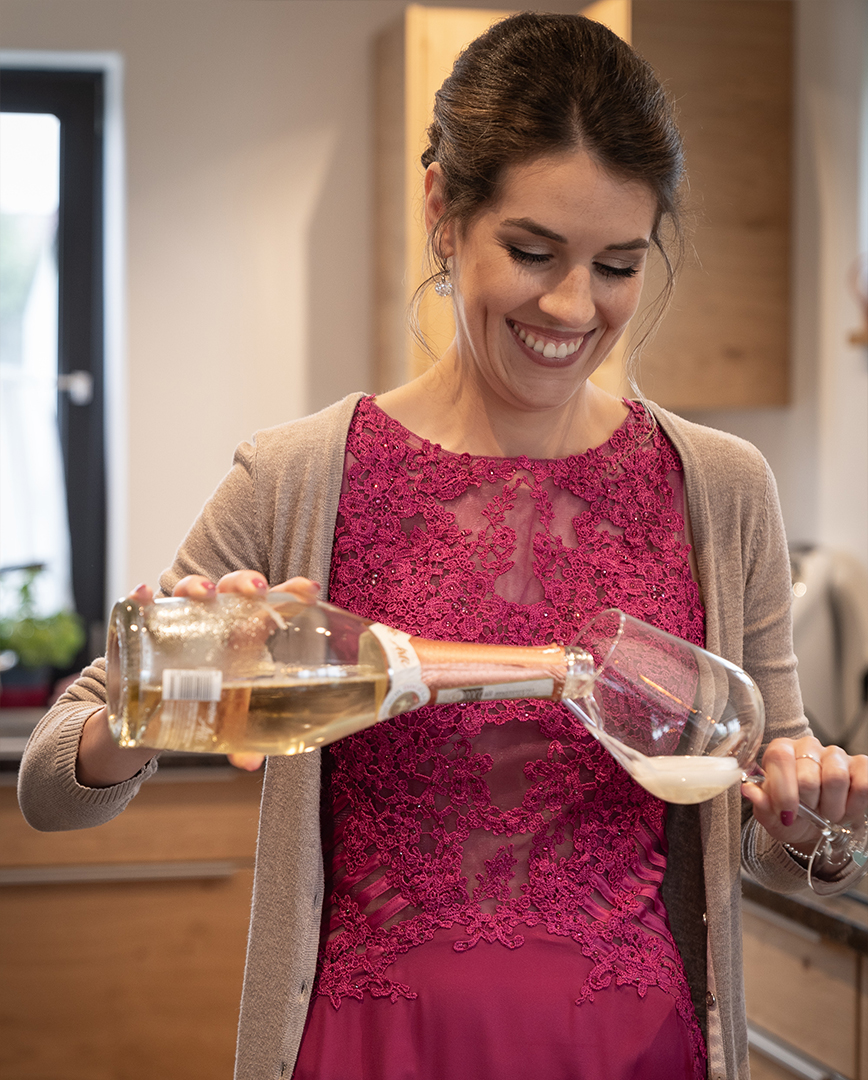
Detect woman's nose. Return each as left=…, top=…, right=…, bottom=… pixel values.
left=538, top=266, right=595, bottom=327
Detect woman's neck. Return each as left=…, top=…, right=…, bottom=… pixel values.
left=376, top=357, right=630, bottom=459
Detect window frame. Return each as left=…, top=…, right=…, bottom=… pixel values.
left=1, top=68, right=107, bottom=663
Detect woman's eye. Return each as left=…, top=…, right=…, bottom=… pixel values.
left=595, top=262, right=640, bottom=280
left=506, top=245, right=552, bottom=266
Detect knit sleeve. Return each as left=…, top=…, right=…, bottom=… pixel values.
left=16, top=394, right=362, bottom=833
left=159, top=436, right=270, bottom=596
left=17, top=658, right=160, bottom=831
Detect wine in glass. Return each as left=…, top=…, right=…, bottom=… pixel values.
left=566, top=609, right=868, bottom=893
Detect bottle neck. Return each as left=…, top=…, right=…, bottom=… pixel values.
left=370, top=628, right=595, bottom=715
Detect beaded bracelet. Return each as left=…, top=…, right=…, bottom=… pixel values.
left=782, top=842, right=811, bottom=868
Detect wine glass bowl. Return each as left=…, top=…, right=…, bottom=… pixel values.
left=565, top=610, right=765, bottom=804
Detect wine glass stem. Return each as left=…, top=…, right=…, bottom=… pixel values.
left=796, top=802, right=836, bottom=835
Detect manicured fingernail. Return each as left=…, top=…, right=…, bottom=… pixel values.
left=253, top=578, right=268, bottom=591
left=201, top=580, right=216, bottom=593
left=311, top=582, right=322, bottom=592
left=780, top=810, right=794, bottom=827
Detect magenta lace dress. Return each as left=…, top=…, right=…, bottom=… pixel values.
left=292, top=397, right=708, bottom=1080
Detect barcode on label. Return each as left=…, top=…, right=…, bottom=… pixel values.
left=435, top=678, right=554, bottom=704
left=162, top=669, right=222, bottom=702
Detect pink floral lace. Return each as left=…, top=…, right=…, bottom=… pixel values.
left=321, top=397, right=706, bottom=1069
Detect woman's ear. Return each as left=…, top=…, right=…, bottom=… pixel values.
left=423, top=163, right=455, bottom=257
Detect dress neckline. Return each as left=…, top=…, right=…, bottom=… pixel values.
left=365, top=395, right=648, bottom=466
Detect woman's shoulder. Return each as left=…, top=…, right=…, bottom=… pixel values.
left=252, top=393, right=366, bottom=452
left=646, top=401, right=773, bottom=492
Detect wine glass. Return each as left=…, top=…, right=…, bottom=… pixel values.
left=566, top=609, right=868, bottom=894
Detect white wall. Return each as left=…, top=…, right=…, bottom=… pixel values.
left=1, top=0, right=866, bottom=602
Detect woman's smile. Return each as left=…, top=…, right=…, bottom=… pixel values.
left=507, top=318, right=591, bottom=364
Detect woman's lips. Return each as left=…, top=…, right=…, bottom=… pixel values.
left=508, top=319, right=590, bottom=363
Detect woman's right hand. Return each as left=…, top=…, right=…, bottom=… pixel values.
left=80, top=574, right=321, bottom=785
left=170, top=572, right=322, bottom=772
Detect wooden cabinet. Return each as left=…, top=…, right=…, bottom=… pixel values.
left=743, top=898, right=861, bottom=1078
left=0, top=769, right=262, bottom=1080
left=631, top=0, right=793, bottom=410
left=374, top=2, right=793, bottom=410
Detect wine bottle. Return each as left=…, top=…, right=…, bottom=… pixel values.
left=106, top=592, right=596, bottom=756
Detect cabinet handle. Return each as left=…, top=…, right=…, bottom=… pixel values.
left=748, top=1022, right=847, bottom=1080
left=0, top=860, right=246, bottom=886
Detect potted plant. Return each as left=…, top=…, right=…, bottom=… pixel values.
left=0, top=564, right=85, bottom=708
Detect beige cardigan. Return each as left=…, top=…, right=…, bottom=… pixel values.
left=20, top=394, right=819, bottom=1080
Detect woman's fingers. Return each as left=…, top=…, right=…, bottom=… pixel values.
left=127, top=582, right=154, bottom=605
left=747, top=738, right=868, bottom=850
left=814, top=745, right=852, bottom=822
left=215, top=570, right=270, bottom=596
left=171, top=571, right=322, bottom=601
left=757, top=737, right=804, bottom=827
left=228, top=752, right=266, bottom=772
left=844, top=753, right=868, bottom=825
left=172, top=575, right=218, bottom=599
left=268, top=577, right=321, bottom=603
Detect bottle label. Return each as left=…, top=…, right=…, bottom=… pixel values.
left=367, top=623, right=431, bottom=719
left=162, top=668, right=223, bottom=702
left=434, top=678, right=555, bottom=704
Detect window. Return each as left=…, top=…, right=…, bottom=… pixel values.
left=0, top=68, right=106, bottom=667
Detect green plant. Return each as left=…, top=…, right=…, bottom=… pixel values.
left=0, top=565, right=85, bottom=669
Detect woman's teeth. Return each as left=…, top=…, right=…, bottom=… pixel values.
left=514, top=324, right=584, bottom=358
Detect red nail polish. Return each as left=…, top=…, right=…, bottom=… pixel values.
left=253, top=578, right=268, bottom=591
left=201, top=580, right=216, bottom=593
left=780, top=810, right=794, bottom=827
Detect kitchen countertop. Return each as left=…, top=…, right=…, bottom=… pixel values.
left=742, top=871, right=868, bottom=953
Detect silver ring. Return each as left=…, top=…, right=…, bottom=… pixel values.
left=796, top=754, right=821, bottom=765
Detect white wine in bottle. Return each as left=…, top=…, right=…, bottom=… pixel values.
left=106, top=592, right=596, bottom=756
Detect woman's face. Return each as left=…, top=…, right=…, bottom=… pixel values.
left=429, top=150, right=658, bottom=416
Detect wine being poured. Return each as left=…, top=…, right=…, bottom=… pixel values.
left=106, top=593, right=868, bottom=891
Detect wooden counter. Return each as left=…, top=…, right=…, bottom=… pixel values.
left=0, top=764, right=263, bottom=1080
left=743, top=874, right=868, bottom=1080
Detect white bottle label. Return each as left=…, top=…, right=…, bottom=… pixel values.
left=367, top=623, right=431, bottom=720
left=434, top=678, right=555, bottom=704
left=162, top=668, right=223, bottom=702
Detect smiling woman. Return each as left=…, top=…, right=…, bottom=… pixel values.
left=18, top=12, right=868, bottom=1080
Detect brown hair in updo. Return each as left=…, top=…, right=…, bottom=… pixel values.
left=417, top=11, right=686, bottom=369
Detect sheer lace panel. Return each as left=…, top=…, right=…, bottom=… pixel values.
left=321, top=397, right=705, bottom=1054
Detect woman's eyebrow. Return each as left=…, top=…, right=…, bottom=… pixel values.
left=500, top=216, right=650, bottom=251
left=501, top=217, right=567, bottom=243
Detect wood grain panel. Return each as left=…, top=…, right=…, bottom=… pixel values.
left=0, top=869, right=254, bottom=1080
left=632, top=0, right=792, bottom=409
left=0, top=770, right=262, bottom=867
left=743, top=902, right=858, bottom=1077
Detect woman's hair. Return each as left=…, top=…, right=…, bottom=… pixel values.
left=416, top=12, right=686, bottom=377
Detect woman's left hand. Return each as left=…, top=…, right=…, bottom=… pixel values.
left=742, top=737, right=868, bottom=854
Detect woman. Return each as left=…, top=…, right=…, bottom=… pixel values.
left=19, top=13, right=868, bottom=1080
